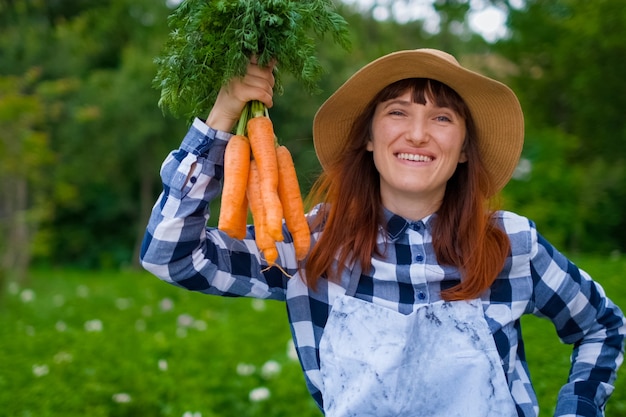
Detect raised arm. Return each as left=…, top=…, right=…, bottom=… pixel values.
left=140, top=61, right=293, bottom=300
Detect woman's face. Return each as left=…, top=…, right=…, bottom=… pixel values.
left=367, top=90, right=467, bottom=219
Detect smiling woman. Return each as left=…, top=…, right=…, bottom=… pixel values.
left=141, top=48, right=625, bottom=416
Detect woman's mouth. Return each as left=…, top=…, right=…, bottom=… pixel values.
left=396, top=152, right=433, bottom=162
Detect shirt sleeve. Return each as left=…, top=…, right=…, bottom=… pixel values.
left=527, top=224, right=626, bottom=417
left=140, top=118, right=295, bottom=300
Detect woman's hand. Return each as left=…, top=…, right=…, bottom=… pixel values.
left=205, top=59, right=275, bottom=132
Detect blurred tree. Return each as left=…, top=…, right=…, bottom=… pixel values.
left=0, top=0, right=183, bottom=269
left=40, top=0, right=185, bottom=267
left=496, top=0, right=626, bottom=253
left=0, top=69, right=53, bottom=284
left=51, top=44, right=184, bottom=268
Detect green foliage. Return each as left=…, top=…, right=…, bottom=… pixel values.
left=502, top=128, right=582, bottom=249
left=1, top=259, right=625, bottom=415
left=153, top=0, right=351, bottom=120
left=495, top=0, right=626, bottom=253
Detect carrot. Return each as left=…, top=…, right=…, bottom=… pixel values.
left=276, top=145, right=310, bottom=260
left=227, top=193, right=249, bottom=240
left=247, top=160, right=278, bottom=265
left=247, top=115, right=284, bottom=242
left=218, top=134, right=251, bottom=239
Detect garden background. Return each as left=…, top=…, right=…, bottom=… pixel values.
left=1, top=0, right=625, bottom=416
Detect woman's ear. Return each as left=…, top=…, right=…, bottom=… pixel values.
left=458, top=149, right=468, bottom=163
left=366, top=138, right=374, bottom=152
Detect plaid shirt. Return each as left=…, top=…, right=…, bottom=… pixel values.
left=141, top=119, right=625, bottom=417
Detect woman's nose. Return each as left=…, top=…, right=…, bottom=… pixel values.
left=406, top=117, right=430, bottom=145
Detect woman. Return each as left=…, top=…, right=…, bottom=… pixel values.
left=141, top=49, right=625, bottom=416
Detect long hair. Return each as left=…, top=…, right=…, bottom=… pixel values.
left=305, top=78, right=510, bottom=300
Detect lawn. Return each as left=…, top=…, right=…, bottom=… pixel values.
left=1, top=255, right=624, bottom=416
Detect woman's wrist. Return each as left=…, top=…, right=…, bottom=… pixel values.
left=205, top=108, right=237, bottom=132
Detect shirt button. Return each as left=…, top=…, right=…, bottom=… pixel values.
left=415, top=254, right=424, bottom=262
left=189, top=176, right=197, bottom=183
left=417, top=291, right=426, bottom=300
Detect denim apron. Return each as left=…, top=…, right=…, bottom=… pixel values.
left=319, top=267, right=518, bottom=417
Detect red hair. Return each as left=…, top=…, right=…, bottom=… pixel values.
left=305, top=79, right=510, bottom=300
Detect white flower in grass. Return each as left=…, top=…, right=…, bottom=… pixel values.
left=249, top=386, right=270, bottom=402
left=159, top=297, right=174, bottom=311
left=135, top=319, right=146, bottom=332
left=251, top=299, right=266, bottom=311
left=20, top=289, right=35, bottom=303
left=236, top=363, right=256, bottom=376
left=84, top=319, right=103, bottom=332
left=182, top=412, right=201, bottom=417
left=76, top=285, right=89, bottom=298
left=55, top=321, right=68, bottom=332
left=8, top=281, right=19, bottom=295
left=32, top=364, right=49, bottom=377
left=53, top=351, right=73, bottom=364
left=112, top=392, right=132, bottom=403
left=177, top=314, right=194, bottom=327
left=261, top=360, right=281, bottom=379
left=158, top=359, right=168, bottom=371
left=53, top=294, right=65, bottom=307
left=115, top=298, right=132, bottom=310
left=192, top=319, right=207, bottom=331
left=176, top=327, right=188, bottom=338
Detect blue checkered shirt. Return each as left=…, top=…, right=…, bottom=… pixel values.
left=140, top=119, right=625, bottom=416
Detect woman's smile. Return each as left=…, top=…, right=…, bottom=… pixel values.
left=395, top=152, right=434, bottom=162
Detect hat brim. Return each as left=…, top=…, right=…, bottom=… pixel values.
left=312, top=49, right=524, bottom=196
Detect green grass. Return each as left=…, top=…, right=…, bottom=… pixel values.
left=1, top=255, right=624, bottom=416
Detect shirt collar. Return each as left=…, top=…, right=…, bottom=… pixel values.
left=382, top=207, right=435, bottom=241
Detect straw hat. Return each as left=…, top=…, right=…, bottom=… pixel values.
left=312, top=48, right=524, bottom=196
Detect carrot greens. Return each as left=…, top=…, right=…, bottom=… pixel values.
left=154, top=0, right=351, bottom=120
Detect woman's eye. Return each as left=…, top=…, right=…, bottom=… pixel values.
left=435, top=115, right=452, bottom=122
left=389, top=110, right=405, bottom=116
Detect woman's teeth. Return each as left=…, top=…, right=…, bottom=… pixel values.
left=397, top=153, right=433, bottom=162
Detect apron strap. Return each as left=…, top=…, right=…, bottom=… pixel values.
left=345, top=261, right=362, bottom=297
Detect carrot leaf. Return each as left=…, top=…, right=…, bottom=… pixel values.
left=154, top=0, right=351, bottom=121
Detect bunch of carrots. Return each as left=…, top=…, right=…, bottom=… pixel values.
left=218, top=100, right=310, bottom=266
left=153, top=0, right=350, bottom=267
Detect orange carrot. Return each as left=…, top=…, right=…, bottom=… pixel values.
left=276, top=145, right=310, bottom=260
left=247, top=160, right=278, bottom=265
left=218, top=134, right=251, bottom=239
left=233, top=193, right=249, bottom=239
left=247, top=116, right=284, bottom=242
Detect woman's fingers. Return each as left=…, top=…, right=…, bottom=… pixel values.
left=242, top=60, right=276, bottom=106
left=206, top=60, right=275, bottom=131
